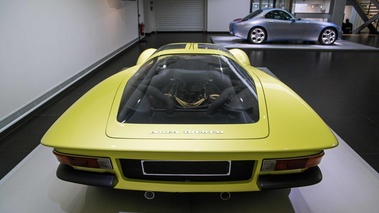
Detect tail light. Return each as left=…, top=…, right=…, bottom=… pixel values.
left=53, top=150, right=113, bottom=169
left=233, top=18, right=242, bottom=22
left=261, top=152, right=324, bottom=172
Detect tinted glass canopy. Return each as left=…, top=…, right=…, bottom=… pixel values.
left=117, top=54, right=259, bottom=124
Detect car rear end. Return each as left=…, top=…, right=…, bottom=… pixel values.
left=229, top=10, right=264, bottom=39
left=51, top=140, right=327, bottom=192
left=42, top=43, right=338, bottom=193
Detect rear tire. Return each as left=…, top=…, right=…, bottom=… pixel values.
left=319, top=28, right=337, bottom=45
left=248, top=27, right=267, bottom=44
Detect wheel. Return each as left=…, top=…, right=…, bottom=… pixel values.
left=248, top=27, right=267, bottom=44
left=319, top=28, right=337, bottom=45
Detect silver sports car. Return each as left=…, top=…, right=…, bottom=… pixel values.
left=229, top=8, right=343, bottom=45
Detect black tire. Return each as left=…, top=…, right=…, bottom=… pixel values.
left=319, top=28, right=337, bottom=45
left=248, top=27, right=267, bottom=44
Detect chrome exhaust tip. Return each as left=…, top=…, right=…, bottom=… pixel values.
left=144, top=191, right=155, bottom=200
left=220, top=192, right=231, bottom=200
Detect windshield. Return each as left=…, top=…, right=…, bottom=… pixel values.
left=117, top=54, right=259, bottom=124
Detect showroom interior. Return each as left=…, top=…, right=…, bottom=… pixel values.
left=1, top=0, right=379, bottom=212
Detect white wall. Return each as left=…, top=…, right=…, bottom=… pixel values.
left=207, top=0, right=250, bottom=32
left=0, top=0, right=141, bottom=132
left=143, top=0, right=156, bottom=33
left=142, top=0, right=250, bottom=33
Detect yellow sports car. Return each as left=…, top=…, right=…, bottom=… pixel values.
left=41, top=43, right=338, bottom=196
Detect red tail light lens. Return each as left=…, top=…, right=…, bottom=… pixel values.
left=53, top=150, right=113, bottom=169
left=261, top=152, right=324, bottom=172
left=233, top=18, right=242, bottom=22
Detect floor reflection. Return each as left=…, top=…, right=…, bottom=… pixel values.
left=78, top=187, right=294, bottom=213
left=211, top=35, right=379, bottom=50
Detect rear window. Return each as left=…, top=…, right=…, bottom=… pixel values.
left=242, top=10, right=262, bottom=21
left=117, top=54, right=259, bottom=124
left=197, top=44, right=232, bottom=54
left=155, top=44, right=186, bottom=52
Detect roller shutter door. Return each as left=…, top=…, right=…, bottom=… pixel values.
left=155, top=0, right=205, bottom=31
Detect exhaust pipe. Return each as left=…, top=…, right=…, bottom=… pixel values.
left=220, top=192, right=231, bottom=200
left=144, top=191, right=155, bottom=200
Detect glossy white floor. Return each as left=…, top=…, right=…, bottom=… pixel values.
left=0, top=133, right=378, bottom=213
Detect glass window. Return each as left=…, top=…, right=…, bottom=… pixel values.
left=250, top=0, right=331, bottom=14
left=197, top=44, right=232, bottom=55
left=242, top=10, right=263, bottom=21
left=251, top=0, right=285, bottom=12
left=292, top=0, right=330, bottom=13
left=117, top=55, right=259, bottom=124
left=265, top=10, right=293, bottom=20
left=156, top=44, right=186, bottom=52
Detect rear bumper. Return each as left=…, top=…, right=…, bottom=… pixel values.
left=56, top=163, right=322, bottom=191
left=258, top=166, right=322, bottom=190
left=56, top=164, right=117, bottom=188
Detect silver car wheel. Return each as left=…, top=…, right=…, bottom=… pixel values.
left=248, top=27, right=266, bottom=44
left=319, top=28, right=337, bottom=45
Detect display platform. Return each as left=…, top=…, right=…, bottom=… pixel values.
left=1, top=135, right=378, bottom=213
left=211, top=35, right=379, bottom=51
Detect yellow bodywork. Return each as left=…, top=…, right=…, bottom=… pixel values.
left=41, top=43, right=338, bottom=192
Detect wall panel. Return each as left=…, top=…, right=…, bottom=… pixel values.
left=0, top=0, right=141, bottom=132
